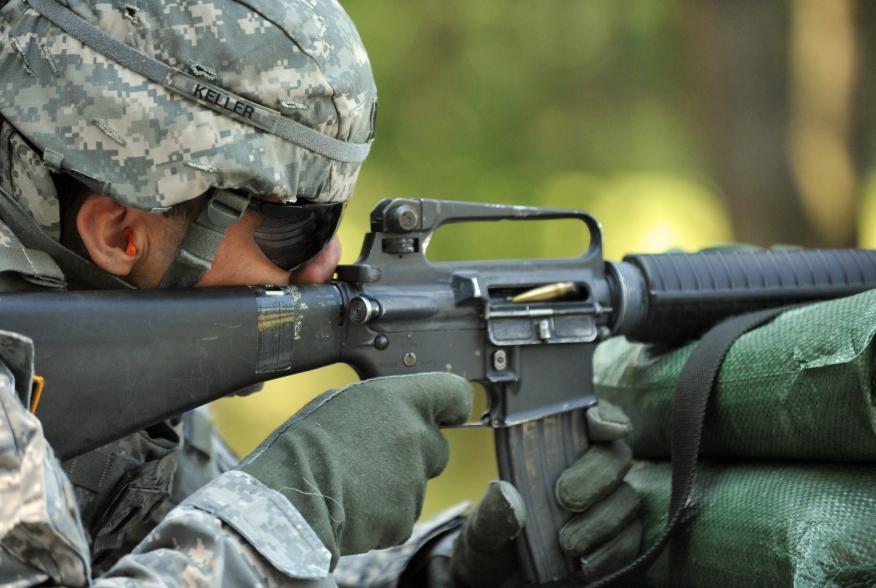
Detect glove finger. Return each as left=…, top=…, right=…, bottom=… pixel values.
left=427, top=373, right=473, bottom=428
left=462, top=481, right=526, bottom=551
left=451, top=481, right=524, bottom=587
left=423, top=429, right=452, bottom=480
left=578, top=519, right=643, bottom=584
left=559, top=483, right=641, bottom=556
left=386, top=372, right=473, bottom=428
left=556, top=441, right=632, bottom=511
left=405, top=373, right=472, bottom=477
left=586, top=401, right=632, bottom=442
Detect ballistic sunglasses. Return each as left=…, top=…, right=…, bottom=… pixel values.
left=248, top=198, right=345, bottom=271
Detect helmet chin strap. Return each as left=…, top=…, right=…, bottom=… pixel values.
left=159, top=190, right=251, bottom=288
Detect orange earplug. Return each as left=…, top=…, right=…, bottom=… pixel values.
left=123, top=227, right=137, bottom=257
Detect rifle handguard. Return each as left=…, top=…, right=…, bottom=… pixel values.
left=620, top=249, right=876, bottom=343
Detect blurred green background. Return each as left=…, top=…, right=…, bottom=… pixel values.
left=213, top=0, right=876, bottom=519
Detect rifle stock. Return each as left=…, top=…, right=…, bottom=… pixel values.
left=17, top=285, right=343, bottom=457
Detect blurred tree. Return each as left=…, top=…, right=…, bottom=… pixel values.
left=789, top=0, right=859, bottom=247
left=682, top=0, right=813, bottom=246
left=853, top=1, right=876, bottom=246
left=682, top=0, right=864, bottom=247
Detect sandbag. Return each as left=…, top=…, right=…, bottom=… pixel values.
left=626, top=461, right=876, bottom=587
left=594, top=289, right=876, bottom=461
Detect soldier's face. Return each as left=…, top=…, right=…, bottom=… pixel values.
left=75, top=193, right=341, bottom=288
left=195, top=209, right=341, bottom=287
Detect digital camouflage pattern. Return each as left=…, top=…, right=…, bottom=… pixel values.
left=332, top=505, right=468, bottom=588
left=184, top=470, right=331, bottom=578
left=61, top=407, right=232, bottom=575
left=0, top=122, right=60, bottom=239
left=0, top=0, right=377, bottom=223
left=0, top=329, right=92, bottom=586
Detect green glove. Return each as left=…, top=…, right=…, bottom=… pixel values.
left=239, top=373, right=472, bottom=567
left=422, top=401, right=642, bottom=587
left=557, top=400, right=642, bottom=581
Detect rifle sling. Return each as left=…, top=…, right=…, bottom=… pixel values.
left=589, top=305, right=790, bottom=587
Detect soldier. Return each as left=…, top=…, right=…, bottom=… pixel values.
left=0, top=0, right=642, bottom=586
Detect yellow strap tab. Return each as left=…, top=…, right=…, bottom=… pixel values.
left=30, top=375, right=45, bottom=413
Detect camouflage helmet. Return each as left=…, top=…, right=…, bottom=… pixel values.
left=0, top=0, right=376, bottom=287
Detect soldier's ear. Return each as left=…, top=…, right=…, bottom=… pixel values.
left=76, top=193, right=143, bottom=276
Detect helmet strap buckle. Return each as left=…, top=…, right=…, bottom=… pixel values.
left=158, top=189, right=250, bottom=288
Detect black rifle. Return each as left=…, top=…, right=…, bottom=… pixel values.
left=7, top=198, right=876, bottom=584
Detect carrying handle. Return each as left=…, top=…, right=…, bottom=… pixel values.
left=371, top=198, right=603, bottom=262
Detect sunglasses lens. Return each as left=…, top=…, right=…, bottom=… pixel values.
left=252, top=202, right=344, bottom=270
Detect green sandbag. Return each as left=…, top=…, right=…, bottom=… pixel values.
left=627, top=461, right=876, bottom=587
left=594, top=289, right=876, bottom=461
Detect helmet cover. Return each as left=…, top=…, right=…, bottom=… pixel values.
left=0, top=0, right=377, bottom=231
